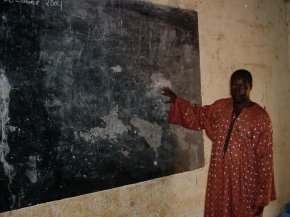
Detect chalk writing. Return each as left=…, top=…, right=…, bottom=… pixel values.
left=45, top=0, right=62, bottom=10
left=2, top=0, right=63, bottom=10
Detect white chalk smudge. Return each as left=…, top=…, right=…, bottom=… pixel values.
left=25, top=156, right=38, bottom=184
left=146, top=73, right=172, bottom=97
left=111, top=65, right=122, bottom=73
left=120, top=149, right=130, bottom=158
left=171, top=125, right=191, bottom=151
left=8, top=126, right=17, bottom=132
left=80, top=106, right=130, bottom=142
left=130, top=117, right=162, bottom=157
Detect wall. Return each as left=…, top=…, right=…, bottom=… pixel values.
left=1, top=0, right=290, bottom=216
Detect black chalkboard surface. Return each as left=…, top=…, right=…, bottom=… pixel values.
left=0, top=0, right=202, bottom=212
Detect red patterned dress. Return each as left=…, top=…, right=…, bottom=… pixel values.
left=168, top=97, right=276, bottom=217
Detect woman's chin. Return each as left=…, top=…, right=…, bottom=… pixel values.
left=232, top=97, right=244, bottom=103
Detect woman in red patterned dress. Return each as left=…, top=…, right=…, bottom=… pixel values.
left=161, top=69, right=276, bottom=217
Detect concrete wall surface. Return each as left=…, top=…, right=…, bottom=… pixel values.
left=1, top=0, right=290, bottom=216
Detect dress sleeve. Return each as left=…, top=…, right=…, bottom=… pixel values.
left=167, top=96, right=215, bottom=141
left=254, top=113, right=276, bottom=207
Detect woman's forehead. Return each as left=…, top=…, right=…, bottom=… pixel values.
left=231, top=77, right=246, bottom=83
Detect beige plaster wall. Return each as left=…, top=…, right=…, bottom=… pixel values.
left=1, top=0, right=290, bottom=216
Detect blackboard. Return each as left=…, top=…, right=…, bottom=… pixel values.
left=0, top=0, right=202, bottom=212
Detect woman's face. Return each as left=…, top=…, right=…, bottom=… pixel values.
left=230, top=78, right=251, bottom=103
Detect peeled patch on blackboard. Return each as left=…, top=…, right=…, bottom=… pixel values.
left=0, top=0, right=202, bottom=212
left=0, top=71, right=13, bottom=178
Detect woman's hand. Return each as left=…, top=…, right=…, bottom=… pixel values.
left=161, top=86, right=177, bottom=104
